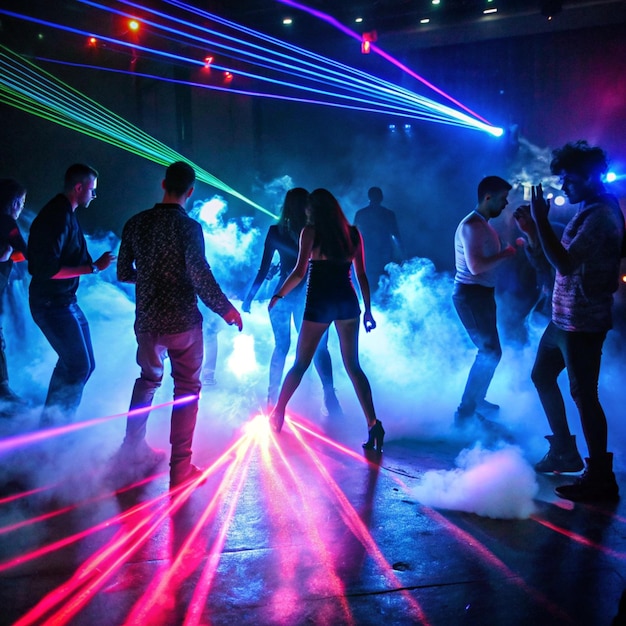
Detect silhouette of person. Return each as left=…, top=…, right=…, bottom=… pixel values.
left=116, top=161, right=243, bottom=488
left=242, top=187, right=341, bottom=417
left=0, top=178, right=28, bottom=408
left=452, top=176, right=516, bottom=428
left=526, top=141, right=624, bottom=502
left=514, top=204, right=565, bottom=327
left=354, top=186, right=404, bottom=293
left=268, top=188, right=384, bottom=452
left=27, top=164, right=116, bottom=425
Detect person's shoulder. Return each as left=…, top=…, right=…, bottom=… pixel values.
left=39, top=194, right=69, bottom=213
left=462, top=210, right=484, bottom=225
left=32, top=195, right=70, bottom=226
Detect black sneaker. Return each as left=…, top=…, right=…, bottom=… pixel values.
left=534, top=435, right=584, bottom=473
left=535, top=448, right=584, bottom=473
left=555, top=474, right=619, bottom=502
left=555, top=453, right=619, bottom=502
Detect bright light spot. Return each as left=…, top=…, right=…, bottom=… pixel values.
left=204, top=56, right=214, bottom=68
left=282, top=17, right=293, bottom=25
left=621, top=275, right=626, bottom=284
left=198, top=196, right=227, bottom=226
left=88, top=37, right=97, bottom=46
left=404, top=123, right=412, bottom=131
left=605, top=171, right=617, bottom=183
left=128, top=19, right=140, bottom=31
left=355, top=17, right=363, bottom=23
left=546, top=193, right=554, bottom=199
left=388, top=123, right=397, bottom=132
left=224, top=71, right=233, bottom=82
left=487, top=126, right=504, bottom=137
left=553, top=195, right=566, bottom=206
left=243, top=414, right=272, bottom=448
left=420, top=18, right=430, bottom=24
left=484, top=8, right=498, bottom=14
left=432, top=0, right=441, bottom=5
left=227, top=334, right=259, bottom=379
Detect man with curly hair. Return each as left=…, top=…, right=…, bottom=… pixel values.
left=521, top=141, right=625, bottom=501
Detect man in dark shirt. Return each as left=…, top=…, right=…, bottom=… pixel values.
left=117, top=161, right=242, bottom=488
left=28, top=164, right=115, bottom=425
left=354, top=187, right=404, bottom=293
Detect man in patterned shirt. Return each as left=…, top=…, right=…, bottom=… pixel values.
left=117, top=161, right=242, bottom=488
left=522, top=141, right=624, bottom=502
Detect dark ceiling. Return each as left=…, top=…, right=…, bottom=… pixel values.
left=192, top=0, right=625, bottom=47
left=1, top=0, right=624, bottom=56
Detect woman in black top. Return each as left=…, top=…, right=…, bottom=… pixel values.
left=0, top=179, right=28, bottom=405
left=268, top=188, right=384, bottom=451
left=243, top=187, right=341, bottom=415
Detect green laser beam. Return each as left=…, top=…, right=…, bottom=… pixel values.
left=0, top=44, right=277, bottom=219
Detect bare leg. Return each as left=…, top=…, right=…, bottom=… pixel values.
left=334, top=318, right=377, bottom=428
left=271, top=320, right=330, bottom=430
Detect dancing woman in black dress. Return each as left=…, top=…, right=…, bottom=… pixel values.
left=242, top=188, right=340, bottom=414
left=268, top=188, right=384, bottom=451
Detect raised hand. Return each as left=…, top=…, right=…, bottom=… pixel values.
left=531, top=183, right=550, bottom=222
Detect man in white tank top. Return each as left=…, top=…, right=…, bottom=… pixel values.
left=452, top=176, right=516, bottom=428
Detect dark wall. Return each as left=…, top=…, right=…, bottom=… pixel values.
left=1, top=21, right=625, bottom=273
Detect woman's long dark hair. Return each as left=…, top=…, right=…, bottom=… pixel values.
left=308, top=188, right=357, bottom=260
left=277, top=187, right=308, bottom=241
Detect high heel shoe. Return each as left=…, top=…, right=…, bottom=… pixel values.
left=362, top=420, right=385, bottom=452
left=269, top=409, right=284, bottom=434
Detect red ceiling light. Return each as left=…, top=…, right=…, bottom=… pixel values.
left=361, top=30, right=377, bottom=54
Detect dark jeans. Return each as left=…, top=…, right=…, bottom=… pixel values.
left=268, top=293, right=333, bottom=404
left=452, top=283, right=502, bottom=416
left=531, top=321, right=608, bottom=458
left=30, top=301, right=95, bottom=424
left=125, top=327, right=203, bottom=471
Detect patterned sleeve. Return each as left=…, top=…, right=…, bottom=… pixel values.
left=117, top=218, right=137, bottom=283
left=186, top=221, right=235, bottom=318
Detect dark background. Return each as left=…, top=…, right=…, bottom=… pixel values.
left=1, top=1, right=625, bottom=275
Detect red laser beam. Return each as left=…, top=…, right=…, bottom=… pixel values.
left=531, top=514, right=626, bottom=559
left=183, top=437, right=257, bottom=626
left=14, top=436, right=250, bottom=626
left=0, top=395, right=197, bottom=455
left=287, top=420, right=430, bottom=624
left=124, top=431, right=255, bottom=624
left=261, top=428, right=354, bottom=625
